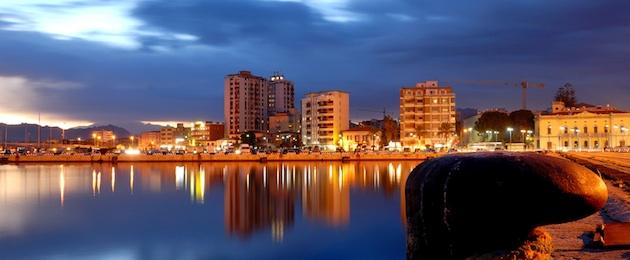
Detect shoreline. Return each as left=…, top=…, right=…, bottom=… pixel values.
left=0, top=152, right=435, bottom=163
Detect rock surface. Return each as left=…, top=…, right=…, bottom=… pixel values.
left=405, top=152, right=608, bottom=259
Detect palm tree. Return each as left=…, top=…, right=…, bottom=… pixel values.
left=438, top=123, right=454, bottom=144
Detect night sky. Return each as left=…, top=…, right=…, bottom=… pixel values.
left=1, top=0, right=629, bottom=131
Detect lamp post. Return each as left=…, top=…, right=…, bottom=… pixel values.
left=372, top=133, right=377, bottom=151
left=130, top=136, right=135, bottom=148
left=112, top=135, right=116, bottom=147
left=493, top=131, right=499, bottom=142
left=526, top=130, right=533, bottom=150
left=507, top=127, right=514, bottom=143
left=573, top=128, right=580, bottom=151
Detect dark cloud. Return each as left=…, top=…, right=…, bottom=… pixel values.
left=0, top=0, right=629, bottom=131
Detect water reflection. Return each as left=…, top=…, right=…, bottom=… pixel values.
left=0, top=161, right=422, bottom=259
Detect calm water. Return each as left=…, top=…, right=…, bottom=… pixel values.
left=0, top=161, right=422, bottom=260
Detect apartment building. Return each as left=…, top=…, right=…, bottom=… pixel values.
left=399, top=80, right=456, bottom=149
left=268, top=73, right=295, bottom=115
left=301, top=91, right=349, bottom=150
left=224, top=71, right=269, bottom=138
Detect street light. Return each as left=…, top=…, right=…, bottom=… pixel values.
left=130, top=136, right=135, bottom=148
left=493, top=131, right=499, bottom=142
left=507, top=127, right=514, bottom=143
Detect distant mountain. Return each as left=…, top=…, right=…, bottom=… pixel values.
left=66, top=125, right=131, bottom=140
left=0, top=123, right=130, bottom=142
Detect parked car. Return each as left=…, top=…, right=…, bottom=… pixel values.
left=237, top=144, right=251, bottom=154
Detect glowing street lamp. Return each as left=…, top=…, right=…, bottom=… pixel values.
left=507, top=127, right=514, bottom=143
left=130, top=136, right=135, bottom=148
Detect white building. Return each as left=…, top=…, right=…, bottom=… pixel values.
left=301, top=91, right=350, bottom=150
left=536, top=101, right=630, bottom=151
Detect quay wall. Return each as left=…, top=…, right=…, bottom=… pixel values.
left=1, top=152, right=435, bottom=163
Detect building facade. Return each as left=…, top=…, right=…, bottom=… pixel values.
left=399, top=80, right=456, bottom=149
left=138, top=131, right=160, bottom=150
left=91, top=130, right=116, bottom=147
left=536, top=101, right=630, bottom=151
left=224, top=71, right=269, bottom=138
left=190, top=121, right=225, bottom=147
left=301, top=91, right=350, bottom=150
left=159, top=123, right=190, bottom=149
left=269, top=109, right=300, bottom=134
left=268, top=73, right=295, bottom=115
left=340, top=127, right=382, bottom=152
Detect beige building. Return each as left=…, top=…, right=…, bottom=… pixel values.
left=159, top=123, right=190, bottom=149
left=269, top=108, right=300, bottom=134
left=536, top=101, right=630, bottom=151
left=224, top=71, right=269, bottom=138
left=268, top=73, right=295, bottom=115
left=91, top=130, right=116, bottom=147
left=138, top=131, right=160, bottom=150
left=341, top=127, right=382, bottom=152
left=399, top=80, right=456, bottom=149
left=301, top=91, right=350, bottom=150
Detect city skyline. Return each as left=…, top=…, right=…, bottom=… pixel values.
left=2, top=1, right=630, bottom=130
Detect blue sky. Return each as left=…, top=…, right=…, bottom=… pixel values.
left=1, top=0, right=629, bottom=130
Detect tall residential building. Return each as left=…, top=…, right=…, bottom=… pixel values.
left=225, top=71, right=269, bottom=138
left=399, top=80, right=456, bottom=149
left=268, top=73, right=295, bottom=115
left=301, top=91, right=350, bottom=150
left=535, top=101, right=629, bottom=151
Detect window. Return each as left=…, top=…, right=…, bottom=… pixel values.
left=584, top=141, right=588, bottom=148
left=564, top=141, right=569, bottom=147
left=583, top=127, right=588, bottom=134
left=547, top=127, right=551, bottom=135
left=594, top=126, right=598, bottom=134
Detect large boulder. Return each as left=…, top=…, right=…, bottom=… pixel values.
left=405, top=152, right=608, bottom=259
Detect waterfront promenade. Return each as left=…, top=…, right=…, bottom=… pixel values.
left=0, top=152, right=435, bottom=163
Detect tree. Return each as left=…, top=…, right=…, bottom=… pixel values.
left=438, top=122, right=454, bottom=141
left=474, top=111, right=510, bottom=142
left=240, top=131, right=257, bottom=147
left=509, top=110, right=535, bottom=142
left=554, top=83, right=577, bottom=107
left=381, top=115, right=399, bottom=147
